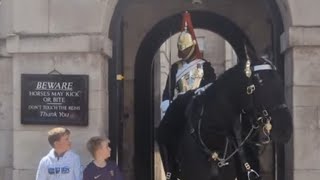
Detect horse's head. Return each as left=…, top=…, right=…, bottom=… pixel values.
left=238, top=51, right=293, bottom=144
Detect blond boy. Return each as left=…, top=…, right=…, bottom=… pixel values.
left=83, top=136, right=123, bottom=180
left=36, top=127, right=82, bottom=180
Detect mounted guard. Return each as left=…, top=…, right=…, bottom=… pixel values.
left=158, top=11, right=217, bottom=180
left=160, top=11, right=216, bottom=119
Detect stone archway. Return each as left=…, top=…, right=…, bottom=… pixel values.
left=108, top=1, right=293, bottom=180
left=135, top=11, right=253, bottom=180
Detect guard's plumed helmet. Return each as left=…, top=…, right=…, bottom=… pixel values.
left=177, top=26, right=196, bottom=52
left=177, top=11, right=201, bottom=60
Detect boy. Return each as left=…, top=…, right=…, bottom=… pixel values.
left=36, top=127, right=82, bottom=180
left=83, top=136, right=123, bottom=180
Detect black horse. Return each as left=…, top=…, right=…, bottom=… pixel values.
left=156, top=52, right=293, bottom=180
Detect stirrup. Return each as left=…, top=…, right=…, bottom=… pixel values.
left=247, top=169, right=260, bottom=180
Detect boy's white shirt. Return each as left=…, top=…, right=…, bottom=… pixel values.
left=36, top=149, right=82, bottom=180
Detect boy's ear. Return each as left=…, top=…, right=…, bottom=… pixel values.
left=53, top=141, right=58, bottom=148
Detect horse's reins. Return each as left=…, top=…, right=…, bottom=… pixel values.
left=195, top=105, right=256, bottom=167
left=187, top=91, right=259, bottom=180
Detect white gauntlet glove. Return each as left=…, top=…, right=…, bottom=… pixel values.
left=160, top=100, right=170, bottom=120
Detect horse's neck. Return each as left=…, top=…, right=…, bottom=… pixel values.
left=205, top=65, right=245, bottom=114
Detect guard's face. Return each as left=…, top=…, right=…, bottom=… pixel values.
left=179, top=46, right=195, bottom=60
left=55, top=134, right=71, bottom=152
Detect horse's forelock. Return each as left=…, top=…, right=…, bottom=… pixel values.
left=209, top=63, right=248, bottom=92
left=249, top=68, right=292, bottom=143
left=254, top=70, right=285, bottom=108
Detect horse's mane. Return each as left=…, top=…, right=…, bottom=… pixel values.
left=205, top=62, right=246, bottom=100
left=197, top=63, right=248, bottom=139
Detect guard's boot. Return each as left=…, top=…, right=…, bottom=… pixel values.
left=165, top=171, right=181, bottom=180
left=165, top=159, right=182, bottom=180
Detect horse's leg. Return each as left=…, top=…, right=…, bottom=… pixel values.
left=234, top=153, right=247, bottom=180
left=245, top=143, right=261, bottom=180
left=156, top=102, right=188, bottom=179
left=233, top=117, right=261, bottom=180
left=158, top=142, right=170, bottom=176
left=233, top=117, right=249, bottom=180
left=167, top=141, right=182, bottom=180
left=156, top=128, right=181, bottom=180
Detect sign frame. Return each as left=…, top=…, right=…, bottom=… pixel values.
left=21, top=74, right=89, bottom=126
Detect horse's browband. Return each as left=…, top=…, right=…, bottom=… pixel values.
left=253, top=64, right=273, bottom=72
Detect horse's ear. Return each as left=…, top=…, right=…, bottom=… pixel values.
left=270, top=107, right=293, bottom=143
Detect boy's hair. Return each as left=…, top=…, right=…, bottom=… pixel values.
left=87, top=136, right=109, bottom=157
left=48, top=127, right=70, bottom=147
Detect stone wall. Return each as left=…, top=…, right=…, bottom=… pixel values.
left=0, top=54, right=13, bottom=180
left=282, top=27, right=320, bottom=179
left=10, top=53, right=108, bottom=179
left=0, top=0, right=117, bottom=180
left=280, top=0, right=320, bottom=176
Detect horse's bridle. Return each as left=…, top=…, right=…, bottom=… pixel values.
left=244, top=62, right=289, bottom=144
left=240, top=60, right=288, bottom=179
left=245, top=64, right=275, bottom=139
left=186, top=62, right=284, bottom=180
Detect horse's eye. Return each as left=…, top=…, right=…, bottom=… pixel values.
left=254, top=74, right=263, bottom=84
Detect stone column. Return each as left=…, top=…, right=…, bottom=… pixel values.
left=8, top=36, right=110, bottom=180
left=0, top=0, right=115, bottom=179
left=281, top=27, right=320, bottom=180
left=0, top=41, right=13, bottom=180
